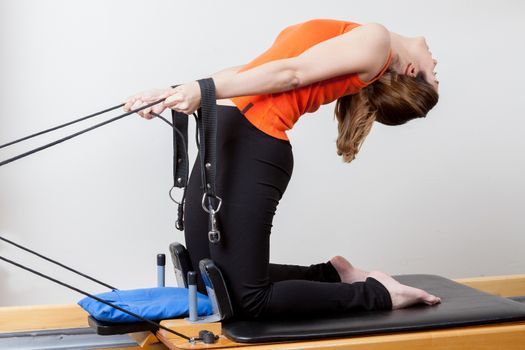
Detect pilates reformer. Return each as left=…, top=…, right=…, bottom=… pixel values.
left=1, top=79, right=525, bottom=349
left=1, top=244, right=525, bottom=349
left=84, top=242, right=525, bottom=349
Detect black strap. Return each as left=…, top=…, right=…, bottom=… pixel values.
left=170, top=109, right=190, bottom=231
left=195, top=78, right=222, bottom=244
left=165, top=84, right=190, bottom=231
left=172, top=110, right=189, bottom=189
left=167, top=78, right=221, bottom=240
left=168, top=84, right=190, bottom=191
left=196, top=78, right=218, bottom=199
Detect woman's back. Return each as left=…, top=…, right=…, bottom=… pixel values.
left=230, top=18, right=392, bottom=141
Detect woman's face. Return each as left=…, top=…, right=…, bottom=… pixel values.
left=408, top=36, right=439, bottom=92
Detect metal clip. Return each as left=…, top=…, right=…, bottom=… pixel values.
left=169, top=186, right=183, bottom=205
left=201, top=193, right=222, bottom=214
left=208, top=209, right=220, bottom=244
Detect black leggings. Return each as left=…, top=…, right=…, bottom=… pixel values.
left=184, top=105, right=392, bottom=319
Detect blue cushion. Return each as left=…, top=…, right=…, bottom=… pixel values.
left=78, top=287, right=213, bottom=322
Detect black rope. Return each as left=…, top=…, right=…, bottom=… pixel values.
left=0, top=104, right=124, bottom=150
left=0, top=99, right=165, bottom=167
left=155, top=114, right=173, bottom=127
left=0, top=84, right=179, bottom=152
left=0, top=85, right=188, bottom=157
left=0, top=255, right=192, bottom=341
left=0, top=235, right=117, bottom=290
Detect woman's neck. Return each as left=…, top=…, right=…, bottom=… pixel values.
left=388, top=32, right=411, bottom=75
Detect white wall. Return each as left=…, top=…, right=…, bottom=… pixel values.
left=0, top=0, right=523, bottom=306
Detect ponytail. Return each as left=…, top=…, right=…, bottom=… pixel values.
left=334, top=87, right=376, bottom=163
left=334, top=71, right=439, bottom=163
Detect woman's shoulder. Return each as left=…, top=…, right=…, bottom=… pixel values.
left=298, top=18, right=361, bottom=27
left=276, top=18, right=362, bottom=38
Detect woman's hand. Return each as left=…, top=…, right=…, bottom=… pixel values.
left=163, top=81, right=201, bottom=116
left=123, top=87, right=172, bottom=119
left=123, top=81, right=202, bottom=120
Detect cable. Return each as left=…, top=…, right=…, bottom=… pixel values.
left=0, top=99, right=165, bottom=167
left=0, top=235, right=117, bottom=290
left=0, top=255, right=192, bottom=341
left=0, top=86, right=220, bottom=343
left=0, top=104, right=124, bottom=150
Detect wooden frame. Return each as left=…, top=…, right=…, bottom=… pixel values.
left=1, top=274, right=524, bottom=350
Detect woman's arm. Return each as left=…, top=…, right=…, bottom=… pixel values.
left=211, top=23, right=391, bottom=99
left=210, top=64, right=245, bottom=81
left=212, top=59, right=297, bottom=99
left=132, top=23, right=391, bottom=117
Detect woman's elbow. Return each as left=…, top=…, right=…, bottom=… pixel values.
left=275, top=60, right=301, bottom=91
left=289, top=71, right=301, bottom=89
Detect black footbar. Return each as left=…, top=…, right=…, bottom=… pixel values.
left=0, top=78, right=222, bottom=345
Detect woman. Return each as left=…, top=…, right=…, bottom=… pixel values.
left=124, top=18, right=441, bottom=319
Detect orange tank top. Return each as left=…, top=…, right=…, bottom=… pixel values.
left=230, top=18, right=392, bottom=141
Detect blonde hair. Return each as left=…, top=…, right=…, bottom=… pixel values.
left=334, top=71, right=439, bottom=163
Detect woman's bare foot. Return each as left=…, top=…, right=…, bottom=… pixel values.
left=330, top=255, right=369, bottom=283
left=367, top=271, right=442, bottom=309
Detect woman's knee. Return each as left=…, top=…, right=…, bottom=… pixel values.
left=231, top=283, right=273, bottom=319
